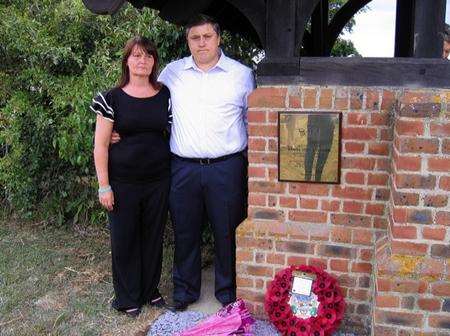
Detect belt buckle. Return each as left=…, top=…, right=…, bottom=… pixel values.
left=199, top=158, right=210, bottom=165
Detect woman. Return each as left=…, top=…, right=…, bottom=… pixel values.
left=91, top=36, right=171, bottom=317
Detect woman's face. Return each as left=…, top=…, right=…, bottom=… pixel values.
left=127, top=45, right=154, bottom=77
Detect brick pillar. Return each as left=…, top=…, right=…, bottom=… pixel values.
left=373, top=90, right=450, bottom=335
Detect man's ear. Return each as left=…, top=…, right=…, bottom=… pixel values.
left=217, top=35, right=221, bottom=47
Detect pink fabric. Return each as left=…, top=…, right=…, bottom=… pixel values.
left=176, top=299, right=254, bottom=336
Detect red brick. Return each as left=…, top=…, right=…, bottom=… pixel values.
left=376, top=158, right=390, bottom=171
left=332, top=186, right=373, bottom=200
left=236, top=289, right=265, bottom=303
left=345, top=172, right=365, bottom=184
left=248, top=166, right=265, bottom=178
left=374, top=217, right=388, bottom=229
left=444, top=138, right=450, bottom=154
left=236, top=237, right=274, bottom=250
left=431, top=282, right=450, bottom=296
left=248, top=138, right=266, bottom=151
left=307, top=257, right=327, bottom=269
left=350, top=89, right=363, bottom=109
left=248, top=124, right=277, bottom=137
left=393, top=191, right=420, bottom=206
left=251, top=208, right=284, bottom=221
left=349, top=288, right=369, bottom=301
left=375, top=188, right=390, bottom=202
left=289, top=94, right=301, bottom=108
left=366, top=203, right=385, bottom=216
left=248, top=193, right=266, bottom=206
left=275, top=241, right=314, bottom=254
left=391, top=241, right=428, bottom=256
left=319, top=88, right=333, bottom=108
left=423, top=194, right=448, bottom=208
left=249, top=181, right=285, bottom=194
left=365, top=90, right=380, bottom=110
left=343, top=201, right=364, bottom=213
left=248, top=152, right=277, bottom=165
left=344, top=142, right=365, bottom=154
left=428, top=157, right=450, bottom=172
left=352, top=229, right=373, bottom=245
left=374, top=309, right=423, bottom=328
left=296, top=196, right=318, bottom=210
left=267, top=167, right=278, bottom=180
left=286, top=256, right=307, bottom=266
left=342, top=127, right=377, bottom=140
left=236, top=250, right=253, bottom=262
left=341, top=157, right=376, bottom=170
left=377, top=278, right=392, bottom=291
left=396, top=119, right=425, bottom=136
left=268, top=138, right=277, bottom=152
left=247, top=110, right=266, bottom=123
left=348, top=112, right=368, bottom=125
left=398, top=138, right=439, bottom=154
left=330, top=226, right=352, bottom=243
left=417, top=298, right=441, bottom=311
left=370, top=112, right=390, bottom=126
left=395, top=174, right=436, bottom=189
left=430, top=121, right=450, bottom=137
left=331, top=214, right=372, bottom=228
left=392, top=225, right=417, bottom=239
left=360, top=248, right=373, bottom=261
left=303, top=88, right=317, bottom=108
left=436, top=211, right=450, bottom=226
left=289, top=184, right=329, bottom=196
left=393, top=208, right=407, bottom=223
left=407, top=209, right=433, bottom=224
left=267, top=195, right=277, bottom=207
left=394, top=154, right=422, bottom=171
left=236, top=276, right=253, bottom=288
left=289, top=210, right=327, bottom=223
left=440, top=176, right=450, bottom=191
left=351, top=262, right=372, bottom=274
left=335, top=88, right=348, bottom=110
left=368, top=173, right=389, bottom=186
left=372, top=326, right=397, bottom=336
left=369, top=143, right=390, bottom=156
left=248, top=88, right=286, bottom=108
left=381, top=90, right=396, bottom=111
left=279, top=196, right=297, bottom=208
left=245, top=265, right=273, bottom=277
left=428, top=314, right=450, bottom=329
left=266, top=253, right=286, bottom=265
left=267, top=111, right=278, bottom=123
left=392, top=279, right=427, bottom=294
left=321, top=200, right=340, bottom=211
left=330, top=259, right=349, bottom=272
left=376, top=295, right=400, bottom=308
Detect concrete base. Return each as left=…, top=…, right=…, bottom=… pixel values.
left=187, top=265, right=222, bottom=314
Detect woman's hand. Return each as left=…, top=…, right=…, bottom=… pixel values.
left=99, top=190, right=114, bottom=211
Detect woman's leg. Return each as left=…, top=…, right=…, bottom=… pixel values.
left=140, top=177, right=170, bottom=304
left=109, top=182, right=142, bottom=311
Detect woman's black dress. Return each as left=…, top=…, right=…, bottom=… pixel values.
left=91, top=85, right=171, bottom=310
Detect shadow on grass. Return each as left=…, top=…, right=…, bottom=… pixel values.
left=0, top=219, right=178, bottom=336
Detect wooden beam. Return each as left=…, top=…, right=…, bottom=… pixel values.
left=394, top=0, right=415, bottom=57
left=311, top=0, right=329, bottom=56
left=326, top=0, right=371, bottom=55
left=414, top=0, right=446, bottom=58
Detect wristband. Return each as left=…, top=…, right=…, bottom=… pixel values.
left=98, top=185, right=112, bottom=194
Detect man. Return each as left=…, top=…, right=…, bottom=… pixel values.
left=443, top=24, right=450, bottom=59
left=158, top=15, right=255, bottom=310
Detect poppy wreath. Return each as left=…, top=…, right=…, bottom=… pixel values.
left=265, top=265, right=345, bottom=336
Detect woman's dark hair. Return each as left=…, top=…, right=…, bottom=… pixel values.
left=118, top=36, right=161, bottom=89
left=185, top=14, right=221, bottom=38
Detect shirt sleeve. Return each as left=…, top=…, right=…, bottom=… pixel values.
left=243, top=69, right=256, bottom=128
left=90, top=90, right=114, bottom=122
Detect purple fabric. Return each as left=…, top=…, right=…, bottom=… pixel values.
left=175, top=299, right=255, bottom=336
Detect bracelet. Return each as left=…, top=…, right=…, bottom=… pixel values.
left=98, top=185, right=112, bottom=194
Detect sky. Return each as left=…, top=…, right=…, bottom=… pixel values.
left=342, top=0, right=450, bottom=57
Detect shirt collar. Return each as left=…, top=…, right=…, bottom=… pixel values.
left=183, top=49, right=230, bottom=72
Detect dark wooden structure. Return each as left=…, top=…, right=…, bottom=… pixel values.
left=83, top=0, right=450, bottom=87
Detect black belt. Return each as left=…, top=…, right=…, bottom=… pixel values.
left=172, top=151, right=242, bottom=165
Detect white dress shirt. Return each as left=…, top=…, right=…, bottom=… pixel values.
left=158, top=52, right=255, bottom=159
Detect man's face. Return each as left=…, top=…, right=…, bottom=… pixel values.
left=443, top=41, right=450, bottom=59
left=187, top=23, right=220, bottom=67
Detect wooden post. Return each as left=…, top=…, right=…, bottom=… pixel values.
left=311, top=0, right=329, bottom=56
left=413, top=0, right=446, bottom=58
left=394, top=0, right=415, bottom=57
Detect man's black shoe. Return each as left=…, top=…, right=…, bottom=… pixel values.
left=149, top=296, right=166, bottom=308
left=168, top=300, right=189, bottom=312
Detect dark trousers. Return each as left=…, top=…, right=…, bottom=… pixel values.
left=170, top=154, right=246, bottom=304
left=109, top=178, right=169, bottom=310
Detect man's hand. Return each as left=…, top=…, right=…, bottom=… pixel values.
left=111, top=131, right=121, bottom=144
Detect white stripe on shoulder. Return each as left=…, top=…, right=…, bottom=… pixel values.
left=90, top=106, right=114, bottom=122
left=92, top=98, right=114, bottom=117
left=168, top=98, right=171, bottom=111
left=98, top=92, right=114, bottom=113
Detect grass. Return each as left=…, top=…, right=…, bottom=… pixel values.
left=0, top=219, right=177, bottom=336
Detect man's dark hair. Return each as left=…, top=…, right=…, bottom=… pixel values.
left=185, top=14, right=221, bottom=38
left=442, top=23, right=450, bottom=43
